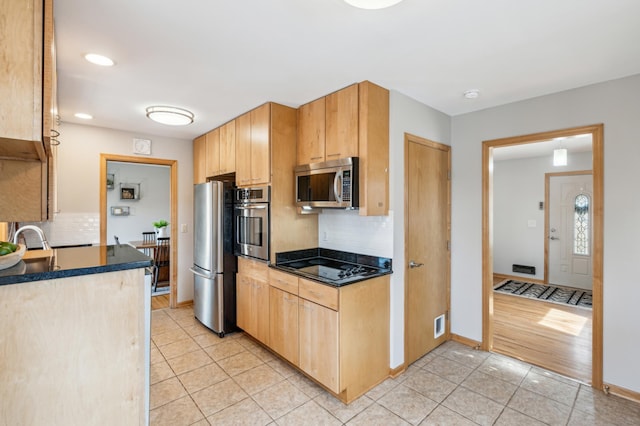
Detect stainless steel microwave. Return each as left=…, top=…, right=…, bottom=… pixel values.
left=295, top=157, right=359, bottom=209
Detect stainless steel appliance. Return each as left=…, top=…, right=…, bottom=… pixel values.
left=191, top=181, right=236, bottom=337
left=234, top=186, right=270, bottom=262
left=295, top=157, right=359, bottom=209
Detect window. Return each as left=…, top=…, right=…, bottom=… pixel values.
left=574, top=194, right=590, bottom=255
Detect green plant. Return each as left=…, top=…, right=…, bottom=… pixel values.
left=152, top=219, right=169, bottom=228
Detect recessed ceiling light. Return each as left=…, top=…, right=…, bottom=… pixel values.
left=463, top=89, right=480, bottom=99
left=145, top=106, right=194, bottom=126
left=343, top=0, right=404, bottom=10
left=74, top=112, right=93, bottom=120
left=84, top=53, right=115, bottom=66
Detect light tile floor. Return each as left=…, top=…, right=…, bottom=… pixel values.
left=150, top=306, right=640, bottom=425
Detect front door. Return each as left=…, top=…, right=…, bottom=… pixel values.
left=405, top=134, right=451, bottom=366
left=547, top=172, right=593, bottom=289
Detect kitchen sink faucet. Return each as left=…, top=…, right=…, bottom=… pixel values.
left=12, top=225, right=51, bottom=250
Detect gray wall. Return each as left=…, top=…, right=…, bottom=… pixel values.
left=493, top=151, right=592, bottom=281
left=106, top=162, right=170, bottom=245
left=451, top=73, right=640, bottom=393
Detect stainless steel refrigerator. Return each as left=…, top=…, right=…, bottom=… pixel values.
left=191, top=180, right=237, bottom=337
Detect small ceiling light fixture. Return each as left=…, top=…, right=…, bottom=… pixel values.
left=74, top=112, right=93, bottom=120
left=553, top=148, right=568, bottom=166
left=145, top=106, right=194, bottom=126
left=463, top=89, right=480, bottom=99
left=84, top=53, right=115, bottom=67
left=343, top=0, right=404, bottom=10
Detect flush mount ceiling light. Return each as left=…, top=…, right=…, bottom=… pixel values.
left=553, top=148, right=568, bottom=166
left=84, top=53, right=115, bottom=66
left=343, top=0, right=404, bottom=9
left=74, top=112, right=93, bottom=120
left=463, top=89, right=480, bottom=99
left=145, top=106, right=194, bottom=126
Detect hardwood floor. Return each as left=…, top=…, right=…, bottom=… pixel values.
left=492, top=288, right=592, bottom=384
left=151, top=293, right=169, bottom=310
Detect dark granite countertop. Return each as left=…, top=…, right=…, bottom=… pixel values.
left=0, top=244, right=152, bottom=286
left=271, top=248, right=392, bottom=287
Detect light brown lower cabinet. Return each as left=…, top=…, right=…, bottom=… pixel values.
left=236, top=272, right=270, bottom=345
left=237, top=260, right=390, bottom=403
left=299, top=297, right=340, bottom=393
left=269, top=286, right=299, bottom=365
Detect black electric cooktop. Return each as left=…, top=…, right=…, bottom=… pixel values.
left=273, top=248, right=392, bottom=287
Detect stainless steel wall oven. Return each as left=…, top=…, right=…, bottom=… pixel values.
left=234, top=186, right=270, bottom=262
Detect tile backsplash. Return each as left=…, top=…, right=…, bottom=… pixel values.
left=16, top=212, right=100, bottom=249
left=318, top=209, right=393, bottom=258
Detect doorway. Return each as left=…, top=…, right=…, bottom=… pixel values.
left=404, top=133, right=451, bottom=366
left=99, top=154, right=178, bottom=308
left=482, top=124, right=603, bottom=388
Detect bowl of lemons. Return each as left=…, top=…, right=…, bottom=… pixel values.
left=0, top=242, right=27, bottom=271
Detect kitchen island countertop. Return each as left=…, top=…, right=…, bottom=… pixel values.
left=0, top=244, right=152, bottom=286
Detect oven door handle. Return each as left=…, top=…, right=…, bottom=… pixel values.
left=333, top=172, right=343, bottom=203
left=235, top=205, right=267, bottom=210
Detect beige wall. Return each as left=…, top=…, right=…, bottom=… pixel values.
left=54, top=122, right=195, bottom=303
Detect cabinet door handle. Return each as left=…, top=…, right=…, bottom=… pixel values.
left=326, top=153, right=340, bottom=157
left=310, top=156, right=323, bottom=161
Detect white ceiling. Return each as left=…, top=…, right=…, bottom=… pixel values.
left=492, top=134, right=592, bottom=162
left=54, top=0, right=640, bottom=141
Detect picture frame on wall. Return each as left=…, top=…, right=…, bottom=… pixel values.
left=119, top=183, right=140, bottom=200
left=106, top=173, right=115, bottom=190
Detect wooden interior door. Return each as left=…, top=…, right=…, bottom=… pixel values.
left=405, top=135, right=451, bottom=365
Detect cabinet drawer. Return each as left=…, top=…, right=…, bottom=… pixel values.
left=269, top=268, right=299, bottom=295
left=299, top=278, right=338, bottom=311
left=238, top=257, right=268, bottom=280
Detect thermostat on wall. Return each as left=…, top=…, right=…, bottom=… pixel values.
left=133, top=138, right=151, bottom=155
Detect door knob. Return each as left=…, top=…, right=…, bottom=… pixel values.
left=409, top=261, right=424, bottom=268
left=549, top=236, right=560, bottom=240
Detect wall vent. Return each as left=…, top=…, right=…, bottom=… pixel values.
left=512, top=264, right=536, bottom=275
left=434, top=314, right=445, bottom=339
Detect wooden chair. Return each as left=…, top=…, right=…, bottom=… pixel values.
left=152, top=237, right=170, bottom=292
left=142, top=231, right=156, bottom=256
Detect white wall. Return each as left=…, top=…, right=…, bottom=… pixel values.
left=106, top=162, right=170, bottom=244
left=493, top=152, right=592, bottom=281
left=451, top=73, right=640, bottom=393
left=319, top=89, right=451, bottom=368
left=52, top=122, right=195, bottom=303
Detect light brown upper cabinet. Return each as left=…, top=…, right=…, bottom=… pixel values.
left=0, top=0, right=57, bottom=222
left=297, top=83, right=359, bottom=165
left=205, top=128, right=220, bottom=178
left=235, top=111, right=252, bottom=186
left=0, top=0, right=55, bottom=160
left=219, top=120, right=236, bottom=175
left=357, top=81, right=389, bottom=216
left=192, top=134, right=207, bottom=184
left=236, top=103, right=271, bottom=187
left=326, top=83, right=359, bottom=161
left=297, top=81, right=389, bottom=216
left=297, top=97, right=326, bottom=164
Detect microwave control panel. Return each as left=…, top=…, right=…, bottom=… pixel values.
left=342, top=171, right=351, bottom=202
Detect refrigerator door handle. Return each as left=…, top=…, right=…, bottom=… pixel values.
left=190, top=266, right=216, bottom=279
